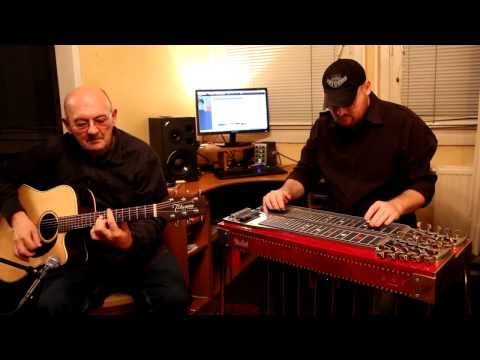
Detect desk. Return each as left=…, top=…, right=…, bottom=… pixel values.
left=175, top=164, right=294, bottom=194
left=165, top=165, right=293, bottom=314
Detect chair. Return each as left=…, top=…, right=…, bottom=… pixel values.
left=87, top=292, right=136, bottom=316
left=88, top=223, right=189, bottom=316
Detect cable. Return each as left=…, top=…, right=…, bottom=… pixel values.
left=197, top=152, right=212, bottom=164
left=277, top=152, right=299, bottom=164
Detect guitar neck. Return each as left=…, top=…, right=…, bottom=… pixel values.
left=57, top=200, right=189, bottom=232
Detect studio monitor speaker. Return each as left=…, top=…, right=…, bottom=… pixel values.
left=149, top=117, right=199, bottom=183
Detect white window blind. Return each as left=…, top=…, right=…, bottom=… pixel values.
left=225, top=45, right=337, bottom=128
left=401, top=45, right=480, bottom=128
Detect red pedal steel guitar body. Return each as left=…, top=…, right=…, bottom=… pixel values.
left=217, top=206, right=471, bottom=304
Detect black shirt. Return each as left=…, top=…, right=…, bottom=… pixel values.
left=288, top=92, right=438, bottom=226
left=0, top=128, right=168, bottom=264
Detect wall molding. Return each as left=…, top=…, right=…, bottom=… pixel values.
left=54, top=45, right=82, bottom=120
left=470, top=100, right=480, bottom=255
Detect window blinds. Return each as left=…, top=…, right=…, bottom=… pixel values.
left=225, top=45, right=337, bottom=127
left=401, top=45, right=480, bottom=127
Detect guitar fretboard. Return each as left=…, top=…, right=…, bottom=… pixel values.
left=58, top=205, right=158, bottom=232
left=53, top=200, right=198, bottom=233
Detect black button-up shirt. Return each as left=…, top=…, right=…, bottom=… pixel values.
left=0, top=128, right=168, bottom=264
left=288, top=92, right=438, bottom=226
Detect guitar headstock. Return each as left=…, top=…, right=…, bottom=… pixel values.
left=157, top=196, right=208, bottom=222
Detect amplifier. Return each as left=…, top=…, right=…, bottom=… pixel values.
left=254, top=142, right=277, bottom=166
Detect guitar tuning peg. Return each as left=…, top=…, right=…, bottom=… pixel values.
left=443, top=227, right=452, bottom=239
left=417, top=221, right=423, bottom=230
left=426, top=223, right=432, bottom=233
left=453, top=229, right=464, bottom=243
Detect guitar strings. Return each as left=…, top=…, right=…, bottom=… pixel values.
left=38, top=199, right=202, bottom=230
left=39, top=200, right=200, bottom=226
left=40, top=209, right=203, bottom=231
left=39, top=198, right=199, bottom=225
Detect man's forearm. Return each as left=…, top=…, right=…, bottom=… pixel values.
left=280, top=179, right=305, bottom=201
left=389, top=189, right=426, bottom=216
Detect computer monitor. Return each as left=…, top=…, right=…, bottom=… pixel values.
left=195, top=88, right=270, bottom=147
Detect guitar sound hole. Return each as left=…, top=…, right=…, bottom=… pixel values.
left=39, top=212, right=58, bottom=243
left=33, top=213, right=58, bottom=258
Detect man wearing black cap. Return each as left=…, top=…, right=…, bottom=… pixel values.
left=263, top=58, right=437, bottom=229
left=262, top=58, right=438, bottom=317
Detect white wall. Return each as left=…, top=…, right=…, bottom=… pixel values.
left=54, top=45, right=81, bottom=123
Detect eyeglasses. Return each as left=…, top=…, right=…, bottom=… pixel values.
left=71, top=114, right=111, bottom=132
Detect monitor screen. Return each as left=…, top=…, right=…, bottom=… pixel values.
left=195, top=88, right=270, bottom=137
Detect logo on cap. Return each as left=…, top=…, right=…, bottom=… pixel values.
left=326, top=74, right=347, bottom=89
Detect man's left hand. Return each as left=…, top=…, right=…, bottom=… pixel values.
left=90, top=208, right=133, bottom=250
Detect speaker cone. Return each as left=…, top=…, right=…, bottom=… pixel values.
left=166, top=149, right=195, bottom=177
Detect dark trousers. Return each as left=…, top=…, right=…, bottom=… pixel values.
left=32, top=246, right=191, bottom=317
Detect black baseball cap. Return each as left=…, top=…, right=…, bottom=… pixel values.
left=322, top=58, right=366, bottom=108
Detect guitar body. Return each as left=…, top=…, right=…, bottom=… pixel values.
left=0, top=184, right=79, bottom=283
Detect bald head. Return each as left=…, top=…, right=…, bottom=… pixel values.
left=64, top=86, right=113, bottom=120
left=62, top=86, right=118, bottom=156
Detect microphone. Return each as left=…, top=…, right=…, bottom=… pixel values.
left=16, top=256, right=60, bottom=309
left=44, top=256, right=60, bottom=270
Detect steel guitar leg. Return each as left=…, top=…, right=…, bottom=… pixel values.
left=266, top=262, right=271, bottom=315
left=393, top=295, right=400, bottom=317
left=281, top=267, right=286, bottom=316
left=218, top=229, right=229, bottom=316
left=464, top=265, right=472, bottom=318
left=330, top=279, right=336, bottom=319
left=297, top=269, right=301, bottom=316
left=351, top=285, right=357, bottom=319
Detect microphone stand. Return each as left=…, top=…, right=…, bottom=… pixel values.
left=0, top=256, right=60, bottom=316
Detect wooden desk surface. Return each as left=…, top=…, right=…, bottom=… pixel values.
left=170, top=165, right=294, bottom=195
left=197, top=164, right=294, bottom=193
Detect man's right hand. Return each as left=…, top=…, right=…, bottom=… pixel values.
left=262, top=189, right=292, bottom=213
left=11, top=211, right=41, bottom=259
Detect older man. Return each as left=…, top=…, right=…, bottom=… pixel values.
left=0, top=86, right=190, bottom=316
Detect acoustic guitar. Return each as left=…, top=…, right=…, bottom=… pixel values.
left=0, top=184, right=205, bottom=283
